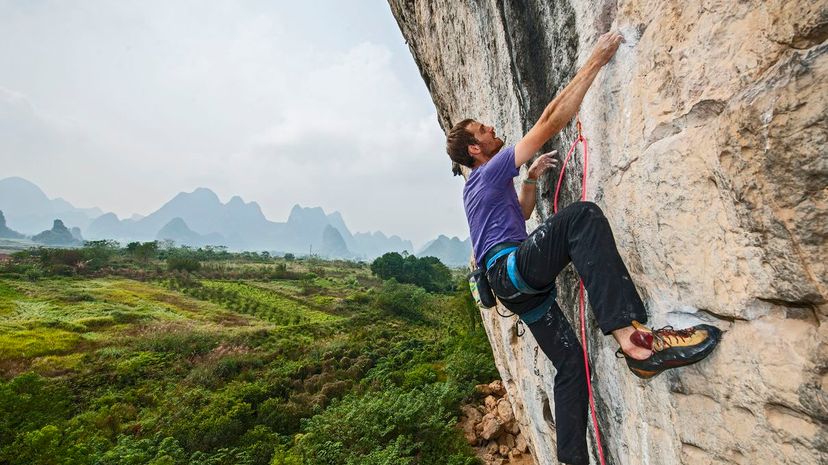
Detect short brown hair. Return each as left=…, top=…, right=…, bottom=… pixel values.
left=446, top=118, right=476, bottom=173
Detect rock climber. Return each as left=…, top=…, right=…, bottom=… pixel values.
left=446, top=32, right=721, bottom=465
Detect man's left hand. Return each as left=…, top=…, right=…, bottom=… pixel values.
left=527, top=151, right=559, bottom=180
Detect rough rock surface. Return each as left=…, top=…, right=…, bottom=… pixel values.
left=390, top=1, right=827, bottom=464
left=458, top=381, right=535, bottom=465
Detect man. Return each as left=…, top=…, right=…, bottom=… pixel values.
left=447, top=32, right=721, bottom=465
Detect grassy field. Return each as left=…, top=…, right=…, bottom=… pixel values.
left=0, top=278, right=265, bottom=371
left=0, top=250, right=495, bottom=465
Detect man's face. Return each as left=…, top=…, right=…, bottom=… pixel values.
left=467, top=121, right=504, bottom=159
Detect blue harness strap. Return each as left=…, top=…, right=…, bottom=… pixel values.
left=485, top=246, right=558, bottom=324
left=506, top=252, right=557, bottom=324
left=519, top=293, right=556, bottom=325
left=485, top=246, right=517, bottom=270
left=506, top=252, right=556, bottom=296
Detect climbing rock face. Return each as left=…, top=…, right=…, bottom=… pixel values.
left=390, top=1, right=827, bottom=464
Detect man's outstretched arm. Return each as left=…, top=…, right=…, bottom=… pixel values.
left=514, top=32, right=624, bottom=167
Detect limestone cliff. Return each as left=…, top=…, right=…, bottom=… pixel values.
left=390, top=1, right=827, bottom=464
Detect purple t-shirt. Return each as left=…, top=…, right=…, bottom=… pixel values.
left=464, top=145, right=527, bottom=267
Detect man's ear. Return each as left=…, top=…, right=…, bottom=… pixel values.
left=468, top=144, right=481, bottom=157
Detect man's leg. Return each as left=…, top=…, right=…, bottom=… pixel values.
left=487, top=265, right=590, bottom=463
left=516, top=201, right=720, bottom=375
left=526, top=303, right=589, bottom=465
left=516, top=201, right=648, bottom=335
left=487, top=202, right=656, bottom=462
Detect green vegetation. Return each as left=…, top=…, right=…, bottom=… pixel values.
left=370, top=252, right=453, bottom=293
left=0, top=245, right=496, bottom=464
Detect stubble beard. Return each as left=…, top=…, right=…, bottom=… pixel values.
left=494, top=137, right=505, bottom=155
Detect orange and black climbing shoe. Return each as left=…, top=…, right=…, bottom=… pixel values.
left=617, top=320, right=722, bottom=379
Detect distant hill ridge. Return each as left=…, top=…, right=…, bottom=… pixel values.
left=0, top=177, right=102, bottom=234
left=0, top=211, right=24, bottom=239
left=0, top=177, right=467, bottom=264
left=156, top=217, right=226, bottom=248
left=31, top=219, right=82, bottom=247
left=416, top=235, right=471, bottom=267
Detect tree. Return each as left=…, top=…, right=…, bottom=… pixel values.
left=166, top=255, right=201, bottom=272
left=370, top=253, right=405, bottom=281
left=126, top=241, right=158, bottom=264
left=82, top=239, right=120, bottom=269
left=370, top=253, right=452, bottom=293
left=373, top=279, right=427, bottom=320
left=414, top=256, right=452, bottom=293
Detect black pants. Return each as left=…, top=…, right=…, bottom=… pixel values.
left=485, top=201, right=648, bottom=465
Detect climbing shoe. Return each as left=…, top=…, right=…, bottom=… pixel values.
left=617, top=320, right=722, bottom=379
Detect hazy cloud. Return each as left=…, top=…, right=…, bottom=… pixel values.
left=0, top=1, right=466, bottom=246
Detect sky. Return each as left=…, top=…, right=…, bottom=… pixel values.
left=0, top=0, right=468, bottom=247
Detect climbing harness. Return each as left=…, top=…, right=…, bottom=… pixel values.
left=553, top=115, right=607, bottom=465
left=485, top=245, right=556, bottom=326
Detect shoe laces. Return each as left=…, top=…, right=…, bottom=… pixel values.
left=651, top=325, right=697, bottom=350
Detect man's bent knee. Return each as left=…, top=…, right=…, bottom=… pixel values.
left=549, top=201, right=605, bottom=222
left=544, top=201, right=602, bottom=225
left=574, top=200, right=602, bottom=215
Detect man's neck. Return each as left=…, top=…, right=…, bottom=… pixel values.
left=472, top=152, right=495, bottom=169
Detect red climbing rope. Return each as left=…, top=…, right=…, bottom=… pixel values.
left=552, top=116, right=607, bottom=465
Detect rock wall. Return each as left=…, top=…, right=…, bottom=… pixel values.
left=389, top=1, right=827, bottom=464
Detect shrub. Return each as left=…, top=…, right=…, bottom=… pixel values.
left=297, top=383, right=473, bottom=465
left=167, top=256, right=202, bottom=272
left=319, top=380, right=350, bottom=400
left=452, top=276, right=482, bottom=332
left=372, top=280, right=427, bottom=321
left=136, top=331, right=218, bottom=357
left=25, top=268, right=44, bottom=281
left=7, top=424, right=69, bottom=465
left=238, top=425, right=281, bottom=465
left=126, top=241, right=159, bottom=263
left=257, top=398, right=311, bottom=435
left=168, top=393, right=255, bottom=453
left=187, top=354, right=265, bottom=389
left=97, top=434, right=186, bottom=465
left=50, top=264, right=75, bottom=276
left=0, top=373, right=72, bottom=448
left=402, top=364, right=440, bottom=389
left=270, top=443, right=302, bottom=465
left=82, top=240, right=120, bottom=269
left=115, top=352, right=169, bottom=384
left=444, top=334, right=498, bottom=389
